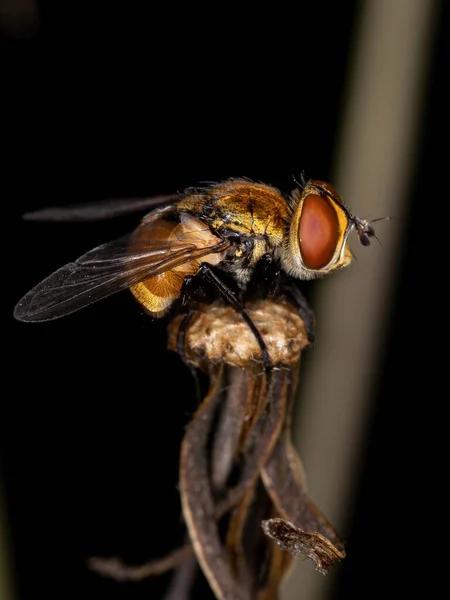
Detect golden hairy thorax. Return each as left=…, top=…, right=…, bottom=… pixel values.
left=178, top=179, right=289, bottom=246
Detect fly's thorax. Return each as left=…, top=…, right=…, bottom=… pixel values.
left=281, top=180, right=354, bottom=280
left=178, top=179, right=289, bottom=245
left=178, top=181, right=290, bottom=286
left=129, top=214, right=225, bottom=317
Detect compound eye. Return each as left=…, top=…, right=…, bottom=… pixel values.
left=299, top=193, right=339, bottom=269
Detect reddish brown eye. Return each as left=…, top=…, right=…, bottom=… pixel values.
left=299, top=193, right=339, bottom=269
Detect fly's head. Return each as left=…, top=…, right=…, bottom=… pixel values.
left=281, top=179, right=381, bottom=280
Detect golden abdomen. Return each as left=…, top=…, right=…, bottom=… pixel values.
left=129, top=215, right=223, bottom=317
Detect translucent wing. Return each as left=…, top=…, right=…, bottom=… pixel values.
left=14, top=221, right=229, bottom=323
left=22, top=194, right=180, bottom=222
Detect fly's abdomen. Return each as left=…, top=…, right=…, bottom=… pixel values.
left=129, top=215, right=224, bottom=317
left=130, top=269, right=188, bottom=317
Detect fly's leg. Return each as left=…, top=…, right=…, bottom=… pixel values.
left=244, top=253, right=282, bottom=301
left=176, top=309, right=202, bottom=404
left=247, top=253, right=315, bottom=344
left=176, top=309, right=195, bottom=357
left=199, top=264, right=272, bottom=372
left=180, top=264, right=273, bottom=372
left=282, top=280, right=316, bottom=344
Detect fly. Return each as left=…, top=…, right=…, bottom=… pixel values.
left=14, top=177, right=376, bottom=369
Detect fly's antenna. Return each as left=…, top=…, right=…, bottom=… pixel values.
left=353, top=215, right=392, bottom=247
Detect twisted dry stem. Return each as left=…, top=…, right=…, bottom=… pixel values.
left=89, top=299, right=345, bottom=599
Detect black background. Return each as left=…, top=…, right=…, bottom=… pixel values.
left=2, top=2, right=447, bottom=599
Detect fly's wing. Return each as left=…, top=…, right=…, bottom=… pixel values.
left=14, top=225, right=229, bottom=323
left=22, top=194, right=181, bottom=222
